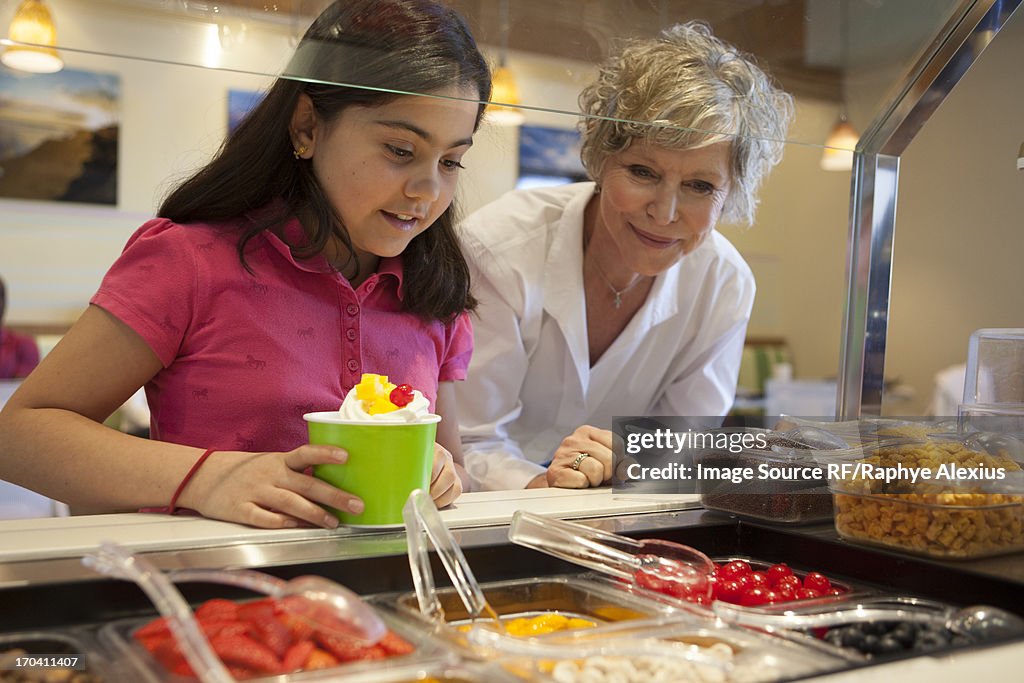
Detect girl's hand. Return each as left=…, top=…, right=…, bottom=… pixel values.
left=546, top=425, right=614, bottom=489
left=180, top=445, right=364, bottom=529
left=429, top=443, right=462, bottom=508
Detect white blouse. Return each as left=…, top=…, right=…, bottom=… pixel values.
left=456, top=182, right=755, bottom=491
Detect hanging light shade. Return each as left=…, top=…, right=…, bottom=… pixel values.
left=2, top=0, right=64, bottom=74
left=820, top=116, right=859, bottom=171
left=487, top=64, right=524, bottom=126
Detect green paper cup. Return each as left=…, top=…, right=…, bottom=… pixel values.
left=304, top=411, right=440, bottom=526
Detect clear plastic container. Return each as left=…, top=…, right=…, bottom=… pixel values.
left=716, top=595, right=1024, bottom=664
left=600, top=556, right=866, bottom=614
left=492, top=616, right=847, bottom=683
left=830, top=438, right=1024, bottom=559
left=964, top=328, right=1024, bottom=404
left=380, top=575, right=670, bottom=656
left=324, top=659, right=523, bottom=683
left=958, top=402, right=1024, bottom=438
left=0, top=629, right=115, bottom=682
left=697, top=446, right=835, bottom=524
left=99, top=607, right=449, bottom=682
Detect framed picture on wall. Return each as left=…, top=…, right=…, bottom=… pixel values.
left=0, top=67, right=120, bottom=205
left=228, top=88, right=264, bottom=135
left=517, top=125, right=587, bottom=189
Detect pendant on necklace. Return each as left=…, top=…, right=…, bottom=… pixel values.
left=613, top=292, right=623, bottom=308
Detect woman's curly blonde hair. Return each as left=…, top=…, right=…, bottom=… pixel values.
left=579, top=21, right=794, bottom=226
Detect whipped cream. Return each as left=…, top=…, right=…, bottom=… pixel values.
left=337, top=386, right=434, bottom=423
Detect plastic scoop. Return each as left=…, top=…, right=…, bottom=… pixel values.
left=713, top=597, right=1024, bottom=640
left=82, top=541, right=234, bottom=683
left=509, top=511, right=715, bottom=605
left=402, top=488, right=491, bottom=623
left=82, top=540, right=387, bottom=655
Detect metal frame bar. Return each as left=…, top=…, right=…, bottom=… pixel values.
left=837, top=0, right=1023, bottom=417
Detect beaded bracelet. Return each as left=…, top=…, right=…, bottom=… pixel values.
left=168, top=448, right=217, bottom=514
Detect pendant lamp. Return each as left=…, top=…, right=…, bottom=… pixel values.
left=1, top=0, right=63, bottom=74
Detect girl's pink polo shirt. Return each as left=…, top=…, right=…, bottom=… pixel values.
left=91, top=211, right=472, bottom=453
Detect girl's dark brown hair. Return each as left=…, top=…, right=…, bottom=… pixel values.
left=158, top=0, right=491, bottom=321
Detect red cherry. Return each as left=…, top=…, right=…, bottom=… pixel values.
left=716, top=579, right=746, bottom=604
left=803, top=572, right=832, bottom=593
left=748, top=571, right=770, bottom=589
left=761, top=589, right=783, bottom=604
left=389, top=384, right=414, bottom=407
left=795, top=587, right=823, bottom=600
left=739, top=586, right=771, bottom=606
left=718, top=560, right=752, bottom=580
left=776, top=575, right=802, bottom=594
left=775, top=584, right=797, bottom=602
left=767, top=563, right=794, bottom=587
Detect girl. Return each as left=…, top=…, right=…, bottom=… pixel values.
left=0, top=0, right=490, bottom=529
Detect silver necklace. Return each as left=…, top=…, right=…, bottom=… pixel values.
left=591, top=257, right=643, bottom=309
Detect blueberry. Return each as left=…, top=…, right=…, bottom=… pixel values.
left=862, top=633, right=880, bottom=654
left=890, top=623, right=915, bottom=646
left=914, top=632, right=948, bottom=651
left=866, top=621, right=889, bottom=636
left=841, top=629, right=867, bottom=650
left=877, top=635, right=904, bottom=655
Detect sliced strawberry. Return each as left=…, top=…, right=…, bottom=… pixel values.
left=282, top=640, right=316, bottom=672
left=135, top=615, right=171, bottom=639
left=249, top=615, right=292, bottom=658
left=278, top=611, right=315, bottom=642
left=135, top=633, right=167, bottom=654
left=314, top=631, right=364, bottom=663
left=152, top=637, right=185, bottom=672
left=209, top=632, right=283, bottom=674
left=171, top=660, right=196, bottom=677
left=237, top=598, right=276, bottom=623
left=377, top=630, right=415, bottom=656
left=195, top=598, right=240, bottom=623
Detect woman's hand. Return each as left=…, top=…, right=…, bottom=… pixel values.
left=546, top=425, right=614, bottom=488
left=429, top=443, right=463, bottom=508
left=179, top=445, right=364, bottom=529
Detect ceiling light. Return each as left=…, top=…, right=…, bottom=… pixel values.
left=1, top=0, right=63, bottom=74
left=821, top=116, right=860, bottom=171
left=488, top=64, right=524, bottom=126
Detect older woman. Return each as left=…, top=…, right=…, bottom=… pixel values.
left=456, top=22, right=793, bottom=491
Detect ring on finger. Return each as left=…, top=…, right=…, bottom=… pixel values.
left=571, top=451, right=591, bottom=471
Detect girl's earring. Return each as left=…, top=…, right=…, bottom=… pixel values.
left=293, top=145, right=308, bottom=159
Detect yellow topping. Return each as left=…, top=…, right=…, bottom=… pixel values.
left=354, top=373, right=398, bottom=414
left=502, top=614, right=597, bottom=637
